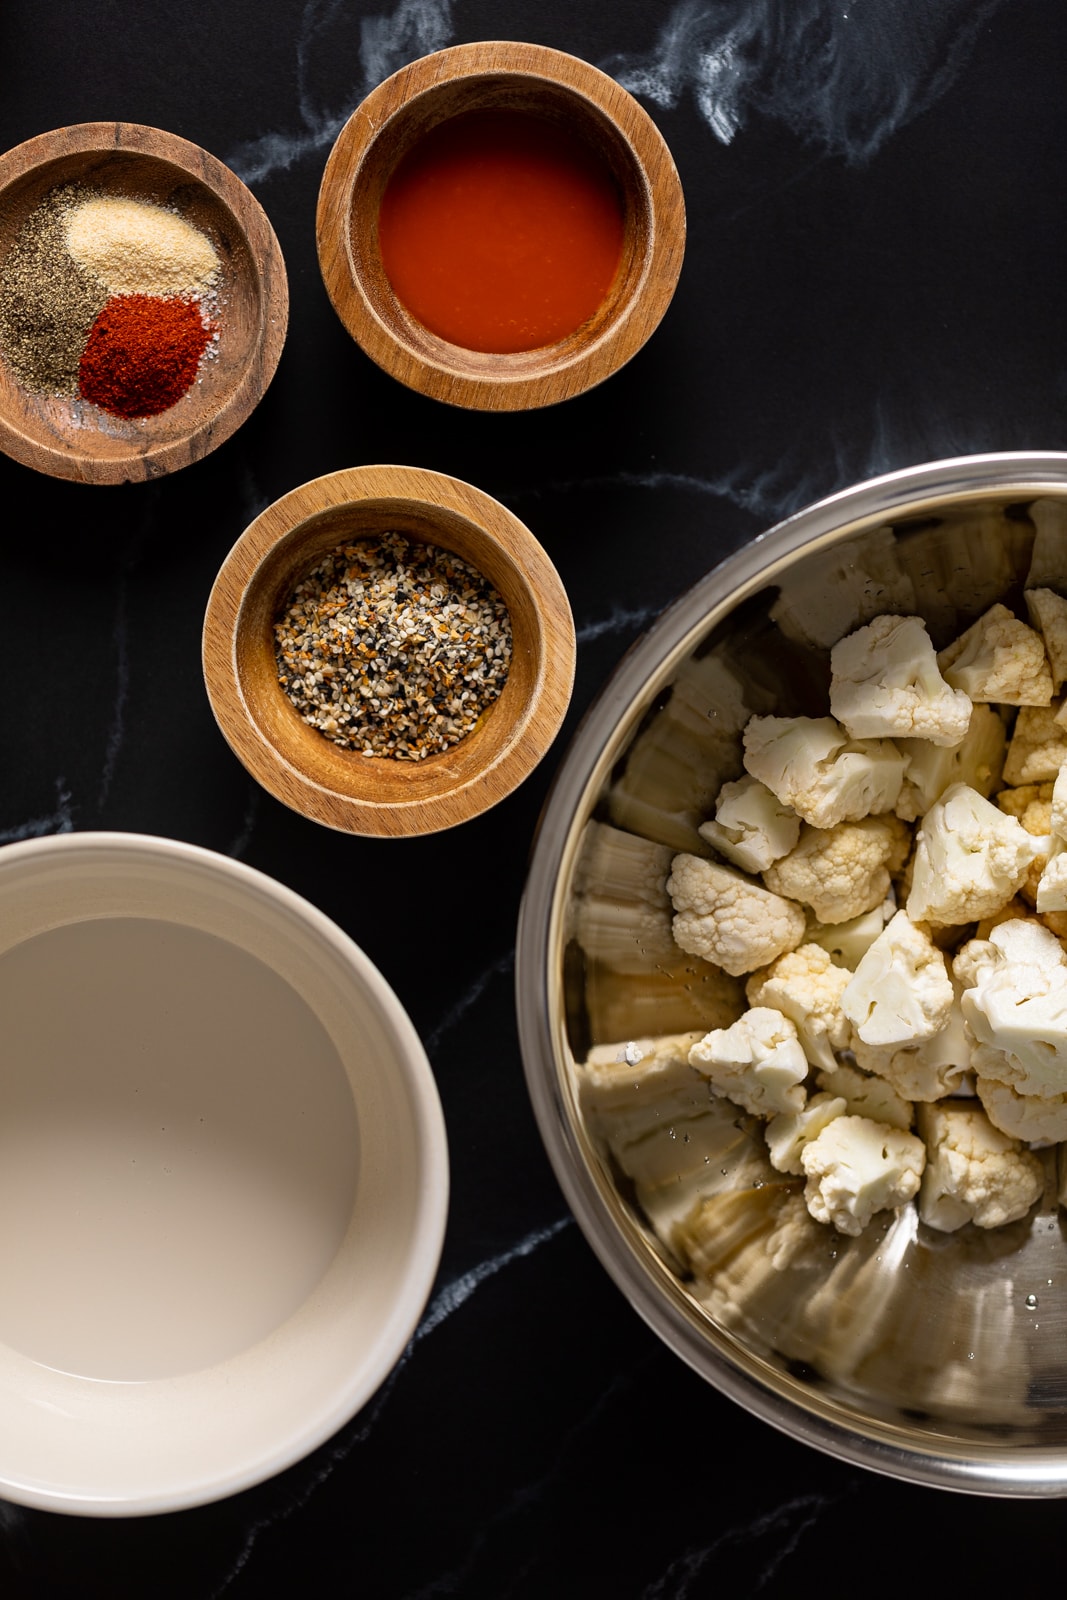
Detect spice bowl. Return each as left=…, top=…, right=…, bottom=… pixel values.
left=0, top=830, right=448, bottom=1515
left=0, top=122, right=287, bottom=484
left=203, top=464, right=576, bottom=835
left=316, top=41, right=685, bottom=411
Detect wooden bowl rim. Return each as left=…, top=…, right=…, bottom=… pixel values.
left=0, top=121, right=289, bottom=484
left=202, top=464, right=577, bottom=836
left=316, top=40, right=686, bottom=412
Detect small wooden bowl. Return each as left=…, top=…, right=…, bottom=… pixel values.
left=0, top=123, right=288, bottom=484
left=316, top=41, right=685, bottom=411
left=202, top=465, right=577, bottom=836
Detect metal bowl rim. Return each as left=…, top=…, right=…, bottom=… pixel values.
left=516, top=449, right=1067, bottom=1496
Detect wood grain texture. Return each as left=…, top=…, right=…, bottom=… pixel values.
left=316, top=41, right=685, bottom=412
left=0, top=122, right=288, bottom=484
left=202, top=465, right=577, bottom=836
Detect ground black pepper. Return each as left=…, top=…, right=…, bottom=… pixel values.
left=0, top=185, right=108, bottom=394
left=274, top=533, right=513, bottom=759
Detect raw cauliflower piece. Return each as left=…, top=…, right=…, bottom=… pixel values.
left=993, top=783, right=1053, bottom=908
left=1025, top=588, right=1067, bottom=692
left=804, top=898, right=894, bottom=969
left=841, top=910, right=953, bottom=1046
left=815, top=1060, right=914, bottom=1130
left=938, top=603, right=1054, bottom=706
left=850, top=981, right=973, bottom=1101
left=697, top=774, right=800, bottom=874
left=894, top=703, right=1007, bottom=822
left=741, top=715, right=905, bottom=829
left=762, top=814, right=910, bottom=925
left=954, top=918, right=1067, bottom=1099
left=799, top=1114, right=926, bottom=1236
left=1002, top=699, right=1067, bottom=785
left=1036, top=765, right=1067, bottom=913
left=688, top=1007, right=809, bottom=1117
left=829, top=613, right=972, bottom=745
left=976, top=1077, right=1067, bottom=1145
left=744, top=944, right=850, bottom=1071
left=667, top=853, right=805, bottom=976
left=906, top=781, right=1043, bottom=925
left=916, top=1103, right=1044, bottom=1231
left=765, top=1092, right=847, bottom=1174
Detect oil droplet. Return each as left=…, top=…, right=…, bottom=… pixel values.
left=1026, top=1294, right=1039, bottom=1310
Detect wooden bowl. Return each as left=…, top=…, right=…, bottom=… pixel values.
left=0, top=123, right=288, bottom=484
left=202, top=465, right=577, bottom=836
left=316, top=41, right=685, bottom=411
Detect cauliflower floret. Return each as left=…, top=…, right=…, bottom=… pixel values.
left=830, top=613, right=973, bottom=745
left=688, top=1006, right=809, bottom=1117
left=1025, top=588, right=1067, bottom=693
left=938, top=603, right=1054, bottom=706
left=954, top=918, right=1067, bottom=1099
left=742, top=715, right=905, bottom=829
left=850, top=981, right=973, bottom=1101
left=841, top=910, right=953, bottom=1046
left=744, top=944, right=851, bottom=1071
left=804, top=897, right=894, bottom=969
left=761, top=813, right=910, bottom=925
left=894, top=703, right=1007, bottom=822
left=906, top=781, right=1043, bottom=925
left=667, top=853, right=805, bottom=976
left=977, top=1076, right=1067, bottom=1145
left=1002, top=699, right=1067, bottom=785
left=916, top=1102, right=1044, bottom=1231
left=697, top=774, right=801, bottom=874
left=815, top=1060, right=914, bottom=1130
left=1036, top=765, right=1067, bottom=913
left=799, top=1115, right=926, bottom=1236
left=765, top=1092, right=847, bottom=1174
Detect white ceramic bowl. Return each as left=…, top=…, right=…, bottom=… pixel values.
left=0, top=831, right=448, bottom=1515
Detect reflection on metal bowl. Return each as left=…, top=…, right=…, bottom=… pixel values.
left=517, top=452, right=1067, bottom=1495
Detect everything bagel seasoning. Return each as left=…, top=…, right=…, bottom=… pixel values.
left=274, top=533, right=512, bottom=759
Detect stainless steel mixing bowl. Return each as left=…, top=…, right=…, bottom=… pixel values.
left=517, top=452, right=1067, bottom=1496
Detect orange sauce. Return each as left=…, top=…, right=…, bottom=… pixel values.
left=378, top=109, right=625, bottom=354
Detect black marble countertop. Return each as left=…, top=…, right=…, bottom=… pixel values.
left=3, top=2, right=1067, bottom=1594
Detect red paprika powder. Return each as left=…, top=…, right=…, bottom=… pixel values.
left=78, top=293, right=213, bottom=418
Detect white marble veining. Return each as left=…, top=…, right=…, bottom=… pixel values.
left=228, top=0, right=455, bottom=184
left=0, top=782, right=73, bottom=844
left=604, top=0, right=1007, bottom=163
left=642, top=1489, right=848, bottom=1596
left=228, top=0, right=1006, bottom=187
left=212, top=1216, right=571, bottom=1595
left=225, top=783, right=262, bottom=859
left=576, top=603, right=662, bottom=645
left=424, top=948, right=514, bottom=1054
